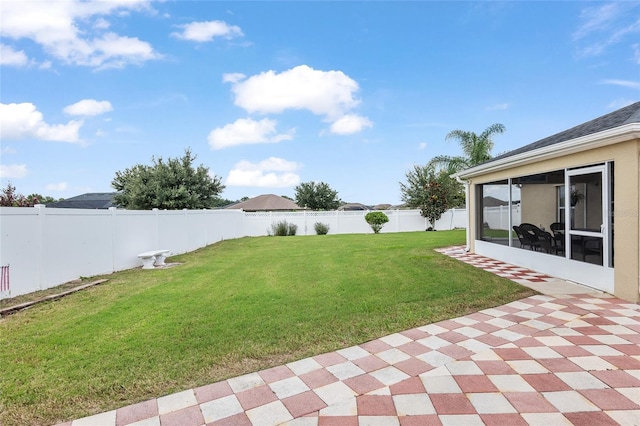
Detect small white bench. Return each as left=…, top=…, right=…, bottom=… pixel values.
left=137, top=250, right=170, bottom=269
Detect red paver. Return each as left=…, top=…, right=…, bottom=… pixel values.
left=397, top=341, right=432, bottom=356
left=400, top=328, right=429, bottom=341
left=476, top=360, right=518, bottom=375
left=194, top=381, right=234, bottom=404
left=158, top=405, right=203, bottom=426
left=300, top=368, right=339, bottom=389
left=314, top=352, right=347, bottom=367
left=399, top=414, right=443, bottom=425
left=343, top=374, right=385, bottom=394
left=454, top=375, right=499, bottom=393
left=591, top=369, right=640, bottom=388
left=503, top=391, right=559, bottom=413
left=352, top=354, right=389, bottom=372
left=494, top=348, right=532, bottom=361
left=258, top=365, right=295, bottom=384
left=563, top=411, right=620, bottom=425
left=389, top=377, right=426, bottom=395
left=282, top=390, right=327, bottom=418
left=438, top=344, right=474, bottom=359
left=318, top=416, right=359, bottom=426
left=360, top=340, right=392, bottom=354
left=356, top=395, right=396, bottom=416
left=579, top=389, right=640, bottom=410
left=536, top=357, right=584, bottom=373
left=394, top=357, right=434, bottom=376
left=209, top=412, right=252, bottom=426
left=235, top=384, right=278, bottom=410
left=116, top=399, right=157, bottom=426
left=521, top=374, right=573, bottom=392
left=430, top=393, right=476, bottom=414
left=480, top=413, right=529, bottom=426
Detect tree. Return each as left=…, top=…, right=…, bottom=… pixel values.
left=111, top=149, right=225, bottom=210
left=0, top=182, right=40, bottom=207
left=294, top=181, right=341, bottom=210
left=429, top=123, right=505, bottom=174
left=400, top=164, right=464, bottom=229
left=27, top=194, right=60, bottom=204
left=365, top=211, right=389, bottom=234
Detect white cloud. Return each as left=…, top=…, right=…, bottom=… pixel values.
left=599, top=79, right=640, bottom=90
left=0, top=102, right=83, bottom=143
left=64, top=99, right=113, bottom=116
left=208, top=118, right=294, bottom=150
left=573, top=3, right=640, bottom=58
left=607, top=99, right=636, bottom=109
left=94, top=18, right=110, bottom=30
left=1, top=146, right=17, bottom=154
left=0, top=43, right=28, bottom=67
left=0, top=0, right=161, bottom=69
left=172, top=20, right=243, bottom=42
left=418, top=142, right=427, bottom=150
left=227, top=65, right=361, bottom=119
left=226, top=157, right=301, bottom=187
left=573, top=3, right=621, bottom=41
left=486, top=103, right=510, bottom=111
left=46, top=182, right=68, bottom=191
left=329, top=114, right=373, bottom=135
left=0, top=164, right=28, bottom=178
left=222, top=72, right=245, bottom=83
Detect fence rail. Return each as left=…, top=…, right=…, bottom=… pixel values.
left=0, top=206, right=466, bottom=298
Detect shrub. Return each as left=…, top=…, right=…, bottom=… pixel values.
left=270, top=220, right=298, bottom=236
left=365, top=211, right=389, bottom=234
left=314, top=222, right=330, bottom=235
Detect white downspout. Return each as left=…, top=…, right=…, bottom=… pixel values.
left=455, top=175, right=471, bottom=252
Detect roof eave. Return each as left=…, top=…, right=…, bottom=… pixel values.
left=455, top=123, right=640, bottom=179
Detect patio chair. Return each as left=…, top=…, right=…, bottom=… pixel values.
left=512, top=225, right=536, bottom=250
left=549, top=222, right=565, bottom=254
left=519, top=223, right=554, bottom=253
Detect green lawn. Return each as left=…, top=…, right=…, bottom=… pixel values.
left=0, top=231, right=536, bottom=425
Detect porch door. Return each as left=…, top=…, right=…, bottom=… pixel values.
left=565, top=165, right=609, bottom=267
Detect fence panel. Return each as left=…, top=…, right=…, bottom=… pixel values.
left=42, top=209, right=114, bottom=285
left=0, top=207, right=466, bottom=298
left=0, top=208, right=42, bottom=296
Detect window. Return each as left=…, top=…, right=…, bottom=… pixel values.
left=476, top=163, right=614, bottom=267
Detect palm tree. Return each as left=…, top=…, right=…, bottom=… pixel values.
left=429, top=123, right=506, bottom=174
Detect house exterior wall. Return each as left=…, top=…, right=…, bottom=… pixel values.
left=466, top=137, right=640, bottom=303
left=520, top=184, right=557, bottom=228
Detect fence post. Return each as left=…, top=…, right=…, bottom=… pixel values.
left=35, top=204, right=46, bottom=291
left=110, top=207, right=117, bottom=272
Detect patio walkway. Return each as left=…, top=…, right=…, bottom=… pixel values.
left=61, top=247, right=640, bottom=426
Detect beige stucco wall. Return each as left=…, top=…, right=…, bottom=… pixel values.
left=520, top=184, right=557, bottom=229
left=465, top=137, right=640, bottom=303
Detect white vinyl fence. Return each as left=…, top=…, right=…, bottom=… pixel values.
left=482, top=205, right=521, bottom=230
left=0, top=207, right=466, bottom=298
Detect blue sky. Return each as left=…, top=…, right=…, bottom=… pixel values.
left=1, top=1, right=638, bottom=205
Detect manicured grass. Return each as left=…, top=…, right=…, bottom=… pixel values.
left=0, top=231, right=536, bottom=425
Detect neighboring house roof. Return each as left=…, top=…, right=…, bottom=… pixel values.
left=482, top=196, right=508, bottom=207
left=338, top=203, right=371, bottom=211
left=224, top=194, right=301, bottom=211
left=373, top=203, right=393, bottom=210
left=46, top=192, right=117, bottom=209
left=457, top=102, right=640, bottom=178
